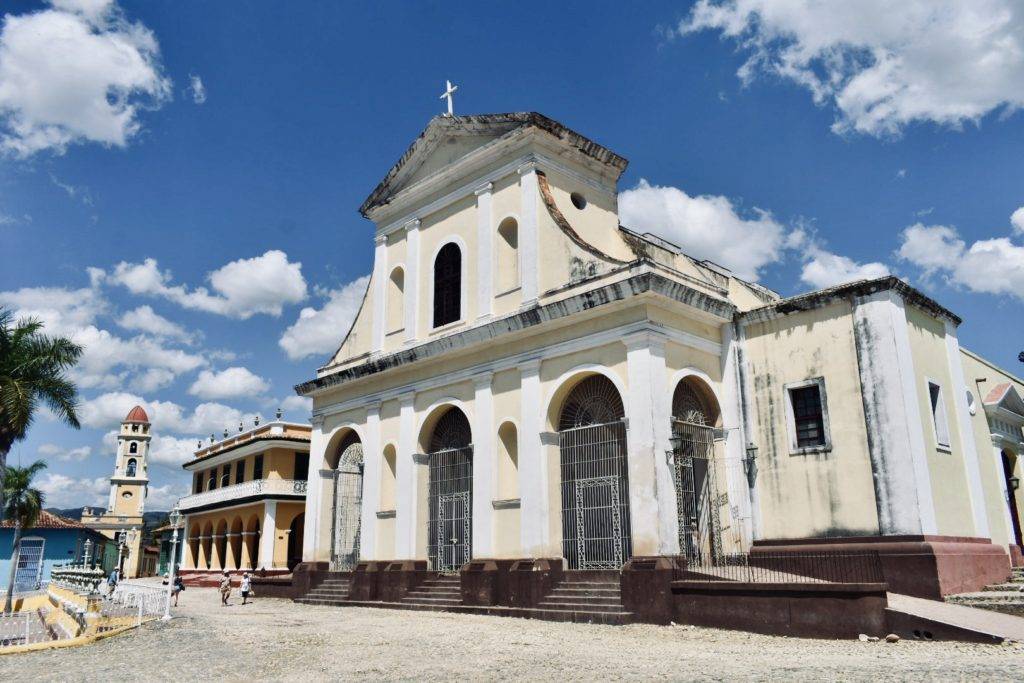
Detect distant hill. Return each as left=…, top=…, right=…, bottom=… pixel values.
left=46, top=507, right=169, bottom=529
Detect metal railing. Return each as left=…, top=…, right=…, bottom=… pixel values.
left=103, top=584, right=165, bottom=625
left=0, top=610, right=58, bottom=648
left=178, top=478, right=308, bottom=511
left=682, top=551, right=886, bottom=585
left=50, top=564, right=106, bottom=594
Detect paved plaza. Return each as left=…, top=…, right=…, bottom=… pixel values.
left=1, top=588, right=1021, bottom=681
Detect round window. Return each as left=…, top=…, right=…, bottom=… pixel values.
left=570, top=192, right=587, bottom=210
left=122, top=491, right=133, bottom=500
left=966, top=390, right=977, bottom=416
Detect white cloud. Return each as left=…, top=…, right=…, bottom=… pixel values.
left=1011, top=207, right=1024, bottom=235
left=676, top=0, right=1024, bottom=138
left=897, top=222, right=1024, bottom=301
left=149, top=434, right=197, bottom=467
left=0, top=0, right=170, bottom=156
left=279, top=276, right=369, bottom=360
left=799, top=247, right=891, bottom=289
left=79, top=391, right=255, bottom=437
left=71, top=325, right=205, bottom=389
left=134, top=367, right=176, bottom=392
left=0, top=285, right=106, bottom=334
left=117, top=304, right=192, bottom=342
left=100, top=250, right=308, bottom=319
left=189, top=366, right=269, bottom=400
left=37, top=472, right=109, bottom=508
left=187, top=73, right=206, bottom=104
left=145, top=482, right=189, bottom=510
left=618, top=179, right=788, bottom=280
left=38, top=443, right=92, bottom=462
left=280, top=395, right=312, bottom=417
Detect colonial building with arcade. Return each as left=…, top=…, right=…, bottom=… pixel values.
left=291, top=112, right=1024, bottom=617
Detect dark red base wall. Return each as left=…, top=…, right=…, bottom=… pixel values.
left=753, top=536, right=1012, bottom=599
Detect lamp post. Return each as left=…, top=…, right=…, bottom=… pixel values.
left=116, top=529, right=127, bottom=577
left=162, top=507, right=183, bottom=621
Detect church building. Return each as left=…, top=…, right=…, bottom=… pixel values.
left=294, top=112, right=1024, bottom=600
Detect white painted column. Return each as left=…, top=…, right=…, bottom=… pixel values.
left=359, top=403, right=382, bottom=560
left=518, top=359, right=547, bottom=556
left=404, top=219, right=420, bottom=344
left=720, top=322, right=754, bottom=549
left=472, top=371, right=495, bottom=557
left=943, top=321, right=990, bottom=538
left=623, top=332, right=675, bottom=556
left=259, top=500, right=278, bottom=569
left=302, top=416, right=325, bottom=562
left=518, top=162, right=539, bottom=305
left=371, top=233, right=388, bottom=354
left=852, top=290, right=937, bottom=535
left=475, top=183, right=494, bottom=320
left=394, top=393, right=418, bottom=559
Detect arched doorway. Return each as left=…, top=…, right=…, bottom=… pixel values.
left=288, top=513, right=305, bottom=571
left=229, top=517, right=243, bottom=569
left=670, top=377, right=722, bottom=562
left=426, top=407, right=473, bottom=572
left=557, top=375, right=631, bottom=570
left=1002, top=450, right=1023, bottom=550
left=330, top=432, right=364, bottom=571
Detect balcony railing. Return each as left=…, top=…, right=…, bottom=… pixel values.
left=178, top=478, right=308, bottom=511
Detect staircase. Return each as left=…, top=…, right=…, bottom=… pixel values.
left=399, top=575, right=463, bottom=608
left=533, top=572, right=632, bottom=625
left=296, top=573, right=352, bottom=606
left=945, top=567, right=1024, bottom=616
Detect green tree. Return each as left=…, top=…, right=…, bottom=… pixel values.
left=3, top=460, right=47, bottom=614
left=0, top=307, right=82, bottom=520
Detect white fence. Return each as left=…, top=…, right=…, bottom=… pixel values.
left=106, top=583, right=166, bottom=624
left=0, top=610, right=59, bottom=648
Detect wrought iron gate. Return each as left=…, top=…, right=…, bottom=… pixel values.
left=671, top=419, right=722, bottom=562
left=559, top=421, right=632, bottom=569
left=330, top=439, right=364, bottom=571
left=428, top=446, right=473, bottom=572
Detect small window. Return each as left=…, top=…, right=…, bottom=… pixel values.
left=235, top=460, right=245, bottom=484
left=221, top=465, right=231, bottom=487
left=253, top=454, right=264, bottom=480
left=14, top=538, right=44, bottom=592
left=786, top=378, right=831, bottom=453
left=122, top=491, right=133, bottom=500
left=294, top=452, right=309, bottom=481
left=570, top=192, right=587, bottom=210
left=929, top=382, right=951, bottom=449
left=126, top=458, right=137, bottom=477
left=129, top=442, right=138, bottom=454
left=433, top=242, right=462, bottom=328
left=131, top=424, right=139, bottom=432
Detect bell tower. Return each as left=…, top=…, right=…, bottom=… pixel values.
left=107, top=405, right=150, bottom=516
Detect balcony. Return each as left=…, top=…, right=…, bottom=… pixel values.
left=178, top=479, right=308, bottom=512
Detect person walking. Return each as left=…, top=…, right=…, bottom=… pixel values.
left=172, top=574, right=185, bottom=607
left=106, top=568, right=118, bottom=596
left=219, top=571, right=231, bottom=606
left=240, top=572, right=252, bottom=605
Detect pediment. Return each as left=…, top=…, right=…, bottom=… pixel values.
left=984, top=382, right=1024, bottom=422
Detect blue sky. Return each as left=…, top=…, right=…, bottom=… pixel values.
left=1, top=0, right=1022, bottom=510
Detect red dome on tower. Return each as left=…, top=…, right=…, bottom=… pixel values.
left=124, top=405, right=150, bottom=423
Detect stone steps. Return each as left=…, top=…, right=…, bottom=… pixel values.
left=981, top=583, right=1024, bottom=592
left=946, top=587, right=1024, bottom=617
left=292, top=597, right=633, bottom=625
left=536, top=580, right=628, bottom=617
left=400, top=576, right=463, bottom=608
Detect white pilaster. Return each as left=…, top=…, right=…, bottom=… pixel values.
left=302, top=417, right=325, bottom=562
left=394, top=393, right=418, bottom=559
left=518, top=358, right=547, bottom=555
left=623, top=332, right=675, bottom=556
left=371, top=233, right=388, bottom=353
left=359, top=403, right=382, bottom=561
left=472, top=372, right=495, bottom=557
left=475, top=184, right=494, bottom=320
left=720, top=322, right=754, bottom=549
left=107, top=484, right=117, bottom=512
left=852, top=291, right=937, bottom=535
left=259, top=500, right=277, bottom=569
left=943, top=321, right=990, bottom=538
left=404, top=219, right=420, bottom=344
left=518, top=163, right=539, bottom=305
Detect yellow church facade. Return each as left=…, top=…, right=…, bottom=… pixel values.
left=293, top=113, right=1023, bottom=596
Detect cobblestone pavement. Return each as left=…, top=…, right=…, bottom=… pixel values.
left=2, top=588, right=1022, bottom=681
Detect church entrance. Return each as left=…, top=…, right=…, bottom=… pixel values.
left=330, top=432, right=364, bottom=571
left=427, top=408, right=473, bottom=573
left=558, top=375, right=632, bottom=570
left=1002, top=450, right=1023, bottom=550
left=670, top=379, right=723, bottom=563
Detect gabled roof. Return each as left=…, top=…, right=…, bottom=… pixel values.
left=984, top=382, right=1024, bottom=417
left=359, top=112, right=628, bottom=217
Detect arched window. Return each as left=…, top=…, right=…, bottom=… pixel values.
left=380, top=444, right=397, bottom=510
left=387, top=266, right=405, bottom=332
left=497, top=422, right=519, bottom=499
left=126, top=458, right=137, bottom=477
left=433, top=242, right=461, bottom=328
left=496, top=217, right=519, bottom=292
left=129, top=442, right=138, bottom=454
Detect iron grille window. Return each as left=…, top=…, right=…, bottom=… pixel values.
left=253, top=454, right=264, bottom=480
left=791, top=385, right=825, bottom=448
left=432, top=242, right=461, bottom=327
left=294, top=452, right=309, bottom=481
left=235, top=460, right=245, bottom=484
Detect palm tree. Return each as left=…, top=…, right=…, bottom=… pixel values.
left=3, top=460, right=46, bottom=614
left=0, top=307, right=82, bottom=520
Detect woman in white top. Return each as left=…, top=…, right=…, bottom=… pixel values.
left=240, top=572, right=253, bottom=605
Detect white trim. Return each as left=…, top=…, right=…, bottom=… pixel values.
left=541, top=363, right=629, bottom=426
left=371, top=234, right=388, bottom=354
left=259, top=501, right=277, bottom=569
left=359, top=403, right=381, bottom=563
left=427, top=235, right=469, bottom=330
left=924, top=377, right=952, bottom=452
left=518, top=358, right=547, bottom=555
left=782, top=377, right=833, bottom=456
left=395, top=392, right=418, bottom=559
left=416, top=396, right=474, bottom=445
left=719, top=322, right=753, bottom=549
left=518, top=163, right=539, bottom=304
left=472, top=372, right=495, bottom=556
left=476, top=183, right=493, bottom=321
left=404, top=220, right=421, bottom=344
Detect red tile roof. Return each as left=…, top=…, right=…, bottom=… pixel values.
left=0, top=510, right=90, bottom=530
left=125, top=405, right=150, bottom=423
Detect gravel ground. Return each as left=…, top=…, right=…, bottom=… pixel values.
left=1, top=587, right=1021, bottom=681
